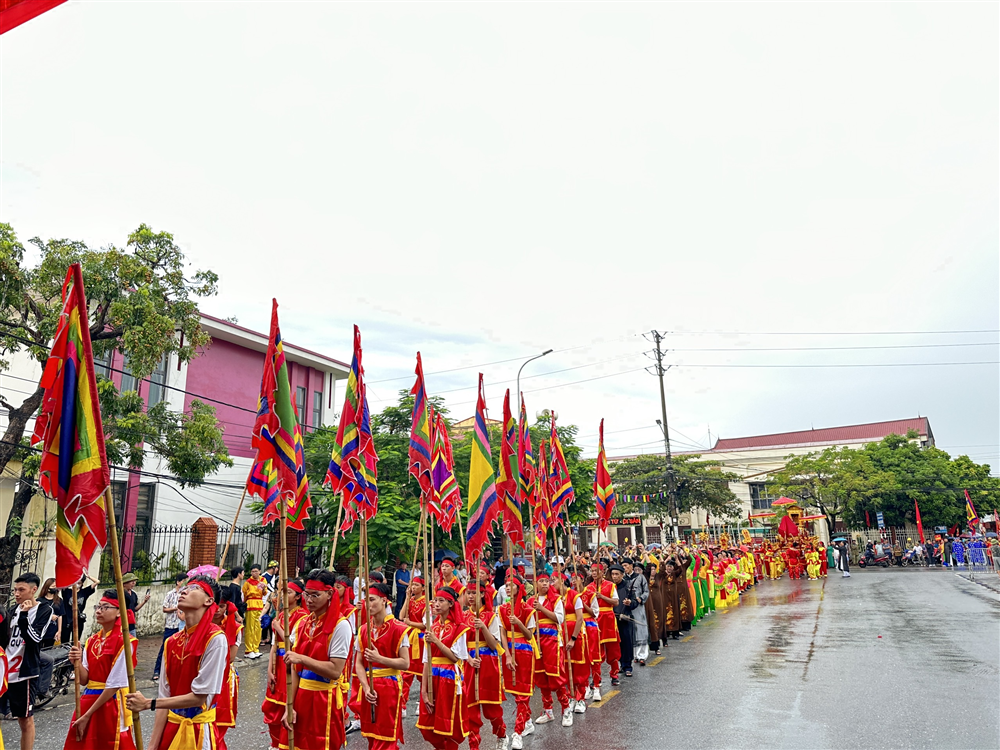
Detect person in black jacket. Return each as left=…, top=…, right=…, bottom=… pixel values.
left=609, top=564, right=631, bottom=687
left=0, top=572, right=53, bottom=746
left=59, top=573, right=98, bottom=645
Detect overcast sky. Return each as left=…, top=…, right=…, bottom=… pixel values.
left=3, top=2, right=997, bottom=470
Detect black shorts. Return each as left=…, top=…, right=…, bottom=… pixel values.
left=6, top=679, right=33, bottom=719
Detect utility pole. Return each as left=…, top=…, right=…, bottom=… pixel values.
left=644, top=330, right=679, bottom=543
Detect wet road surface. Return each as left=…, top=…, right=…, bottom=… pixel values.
left=19, top=568, right=999, bottom=749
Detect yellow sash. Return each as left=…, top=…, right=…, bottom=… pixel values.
left=165, top=707, right=216, bottom=750
left=85, top=681, right=133, bottom=729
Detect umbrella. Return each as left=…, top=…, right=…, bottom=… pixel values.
left=494, top=557, right=533, bottom=569
left=646, top=543, right=662, bottom=550
left=832, top=537, right=847, bottom=542
left=188, top=564, right=225, bottom=578
left=800, top=514, right=825, bottom=521
left=599, top=541, right=616, bottom=548
left=771, top=497, right=797, bottom=506
left=434, top=549, right=460, bottom=563
left=986, top=532, right=998, bottom=538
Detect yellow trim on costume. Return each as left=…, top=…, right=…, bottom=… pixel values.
left=370, top=667, right=400, bottom=678
left=165, top=707, right=216, bottom=750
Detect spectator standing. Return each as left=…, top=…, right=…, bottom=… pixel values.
left=152, top=572, right=188, bottom=681
left=393, top=562, right=411, bottom=618
left=226, top=566, right=247, bottom=618
left=837, top=540, right=851, bottom=578
left=0, top=572, right=53, bottom=749
left=38, top=578, right=63, bottom=648
left=59, top=574, right=98, bottom=646
left=121, top=573, right=151, bottom=636
left=261, top=560, right=279, bottom=647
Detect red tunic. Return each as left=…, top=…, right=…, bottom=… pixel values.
left=216, top=611, right=242, bottom=733
left=262, top=606, right=307, bottom=750
left=291, top=612, right=349, bottom=750
left=357, top=618, right=409, bottom=744
left=468, top=610, right=504, bottom=706
left=562, top=589, right=587, bottom=668
left=531, top=592, right=564, bottom=680
left=416, top=618, right=469, bottom=743
left=403, top=597, right=427, bottom=678
left=63, top=626, right=137, bottom=750
left=498, top=601, right=535, bottom=697
left=584, top=580, right=619, bottom=644
left=159, top=624, right=227, bottom=750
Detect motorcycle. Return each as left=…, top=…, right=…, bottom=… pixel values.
left=857, top=550, right=891, bottom=568
left=900, top=550, right=922, bottom=567
left=34, top=644, right=73, bottom=709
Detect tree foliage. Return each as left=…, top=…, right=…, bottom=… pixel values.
left=0, top=223, right=231, bottom=585
left=767, top=432, right=999, bottom=529
left=609, top=453, right=742, bottom=520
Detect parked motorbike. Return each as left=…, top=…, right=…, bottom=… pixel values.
left=858, top=550, right=891, bottom=568
left=34, top=644, right=73, bottom=709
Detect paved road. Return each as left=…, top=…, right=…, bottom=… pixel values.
left=18, top=568, right=1000, bottom=749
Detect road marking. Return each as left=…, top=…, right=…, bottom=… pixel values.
left=648, top=656, right=664, bottom=667
left=590, top=689, right=619, bottom=706
left=681, top=635, right=694, bottom=642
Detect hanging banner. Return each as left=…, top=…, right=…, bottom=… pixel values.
left=580, top=515, right=642, bottom=527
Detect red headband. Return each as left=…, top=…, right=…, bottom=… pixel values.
left=189, top=580, right=215, bottom=599
left=287, top=581, right=304, bottom=595
left=305, top=579, right=333, bottom=592
left=536, top=572, right=550, bottom=581
left=99, top=596, right=119, bottom=608
left=412, top=576, right=425, bottom=585
left=368, top=586, right=389, bottom=599
left=440, top=560, right=455, bottom=568
left=435, top=587, right=458, bottom=604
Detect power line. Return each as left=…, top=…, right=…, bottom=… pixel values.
left=670, top=329, right=1000, bottom=336
left=670, top=341, right=998, bottom=352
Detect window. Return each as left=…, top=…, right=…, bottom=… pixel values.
left=748, top=482, right=772, bottom=510
left=312, top=391, right=323, bottom=430
left=93, top=349, right=112, bottom=379
left=119, top=354, right=137, bottom=393
left=295, top=386, right=306, bottom=423
left=645, top=527, right=662, bottom=546
left=147, top=355, right=169, bottom=407
left=110, top=481, right=156, bottom=558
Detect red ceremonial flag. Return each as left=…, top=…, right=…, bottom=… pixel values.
left=1, top=0, right=67, bottom=35
left=914, top=500, right=925, bottom=545
left=865, top=510, right=871, bottom=528
left=497, top=390, right=524, bottom=548
left=593, top=419, right=616, bottom=533
left=408, top=352, right=433, bottom=499
left=31, top=264, right=110, bottom=588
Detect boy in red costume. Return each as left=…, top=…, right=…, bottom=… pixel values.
left=355, top=583, right=410, bottom=749
left=400, top=575, right=427, bottom=718
left=556, top=571, right=587, bottom=716
left=126, top=575, right=228, bottom=750
left=284, top=570, right=352, bottom=750
left=466, top=564, right=508, bottom=750
left=582, top=562, right=619, bottom=701
left=417, top=585, right=471, bottom=750
left=498, top=574, right=535, bottom=750
left=263, top=579, right=307, bottom=750
left=569, top=568, right=598, bottom=711
left=64, top=590, right=138, bottom=750
left=213, top=589, right=243, bottom=749
left=531, top=572, right=571, bottom=728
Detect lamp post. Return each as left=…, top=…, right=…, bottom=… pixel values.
left=515, top=349, right=553, bottom=556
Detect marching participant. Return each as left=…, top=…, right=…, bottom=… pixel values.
left=213, top=590, right=243, bottom=749
left=354, top=583, right=410, bottom=750
left=0, top=633, right=6, bottom=750
left=63, top=590, right=137, bottom=750
left=284, top=569, right=352, bottom=750
left=242, top=564, right=267, bottom=659
left=400, top=575, right=428, bottom=716
left=417, top=585, right=470, bottom=750
left=569, top=567, right=599, bottom=708
left=556, top=571, right=587, bottom=715
left=498, top=573, right=535, bottom=750
left=262, top=578, right=307, bottom=750
left=466, top=565, right=508, bottom=750
left=126, top=575, right=228, bottom=750
left=531, top=572, right=571, bottom=727
left=583, top=562, right=619, bottom=700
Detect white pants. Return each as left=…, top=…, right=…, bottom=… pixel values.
left=634, top=642, right=649, bottom=661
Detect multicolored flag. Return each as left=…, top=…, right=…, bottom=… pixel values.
left=408, top=352, right=433, bottom=499
left=517, top=393, right=535, bottom=514
left=325, top=325, right=379, bottom=533
left=31, top=263, right=110, bottom=588
left=465, top=374, right=498, bottom=561
left=497, top=390, right=524, bottom=548
left=532, top=440, right=552, bottom=553
left=965, top=490, right=979, bottom=528
left=431, top=410, right=461, bottom=535
left=548, top=415, right=575, bottom=526
left=594, top=419, right=616, bottom=533
left=248, top=300, right=312, bottom=530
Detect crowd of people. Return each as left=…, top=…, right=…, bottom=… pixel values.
left=0, top=528, right=945, bottom=750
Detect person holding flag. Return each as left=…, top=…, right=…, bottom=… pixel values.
left=466, top=562, right=508, bottom=750
left=530, top=572, right=572, bottom=728
left=63, top=590, right=138, bottom=750
left=417, top=585, right=471, bottom=750
left=262, top=579, right=307, bottom=750
left=583, top=562, right=619, bottom=699
left=400, top=575, right=428, bottom=716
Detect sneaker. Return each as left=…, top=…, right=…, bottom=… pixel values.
left=536, top=709, right=555, bottom=724
left=561, top=708, right=573, bottom=727
left=522, top=720, right=535, bottom=736
left=611, top=677, right=620, bottom=686
left=346, top=719, right=361, bottom=735
left=843, top=572, right=851, bottom=578
left=512, top=734, right=524, bottom=750
left=584, top=687, right=594, bottom=701
left=401, top=707, right=407, bottom=718
left=591, top=688, right=602, bottom=702
left=573, top=700, right=586, bottom=714
left=496, top=736, right=511, bottom=750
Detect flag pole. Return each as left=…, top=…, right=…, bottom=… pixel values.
left=327, top=493, right=346, bottom=571
left=508, top=535, right=517, bottom=686
left=278, top=496, right=295, bottom=750
left=474, top=551, right=481, bottom=697
left=217, top=463, right=257, bottom=578
left=422, top=510, right=434, bottom=704
left=105, top=487, right=143, bottom=750
left=361, top=516, right=376, bottom=723
left=399, top=502, right=426, bottom=628
left=562, top=509, right=577, bottom=700
left=71, top=583, right=81, bottom=717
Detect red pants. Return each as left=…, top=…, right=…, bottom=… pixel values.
left=603, top=641, right=622, bottom=680
left=568, top=661, right=589, bottom=700
left=419, top=731, right=461, bottom=750
left=513, top=694, right=532, bottom=734
left=367, top=741, right=397, bottom=750
left=401, top=672, right=418, bottom=704
left=536, top=671, right=568, bottom=712
left=468, top=702, right=506, bottom=750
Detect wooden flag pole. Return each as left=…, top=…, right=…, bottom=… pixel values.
left=327, top=494, right=346, bottom=571
left=278, top=496, right=295, bottom=750
left=71, top=583, right=81, bottom=717
left=217, top=464, right=257, bottom=578
left=507, top=535, right=517, bottom=686
left=105, top=487, right=143, bottom=750
left=361, top=517, right=376, bottom=723
left=422, top=510, right=433, bottom=704
left=562, top=510, right=577, bottom=700
left=474, top=551, right=481, bottom=697
left=399, top=503, right=426, bottom=630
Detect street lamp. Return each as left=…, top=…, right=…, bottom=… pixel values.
left=515, top=349, right=553, bottom=556
left=516, top=349, right=553, bottom=402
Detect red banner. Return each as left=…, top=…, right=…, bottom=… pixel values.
left=1, top=0, right=67, bottom=35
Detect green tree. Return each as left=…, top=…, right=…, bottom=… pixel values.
left=0, top=223, right=231, bottom=586
left=609, top=454, right=741, bottom=521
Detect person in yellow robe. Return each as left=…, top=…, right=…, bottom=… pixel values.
left=242, top=564, right=266, bottom=659
left=805, top=546, right=821, bottom=580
